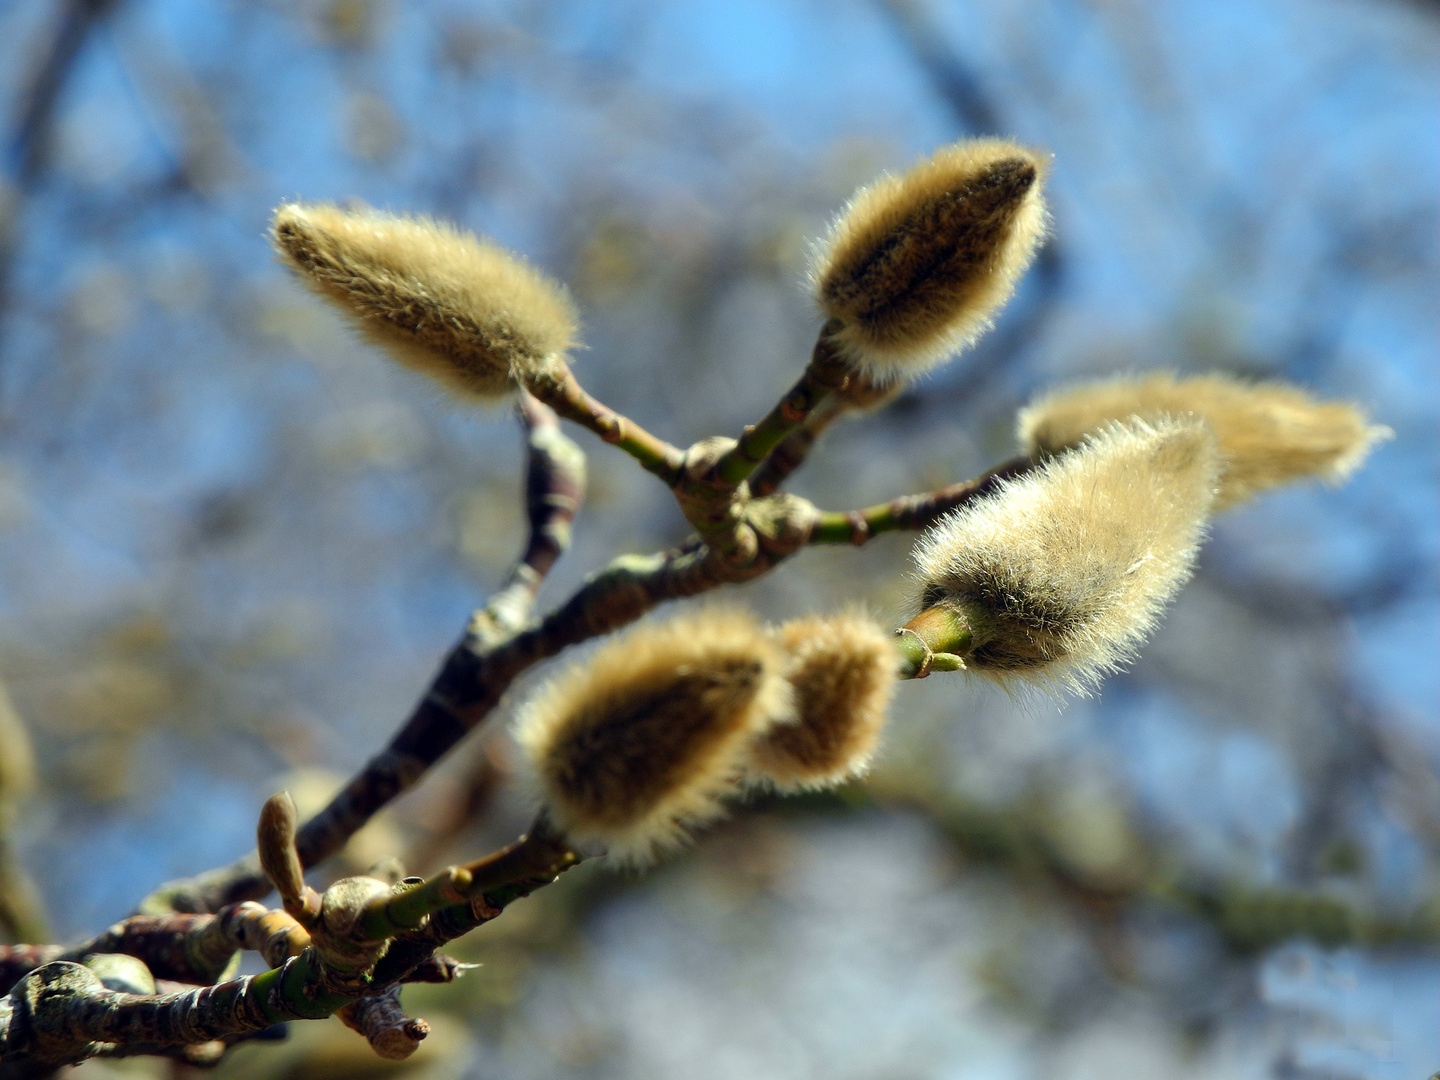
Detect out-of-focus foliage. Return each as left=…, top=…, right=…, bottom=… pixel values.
left=0, top=1, right=1434, bottom=1077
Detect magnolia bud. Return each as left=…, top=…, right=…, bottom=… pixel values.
left=913, top=417, right=1219, bottom=694
left=272, top=202, right=578, bottom=400
left=1017, top=372, right=1391, bottom=510
left=513, top=609, right=793, bottom=864
left=746, top=613, right=897, bottom=792
left=811, top=138, right=1049, bottom=384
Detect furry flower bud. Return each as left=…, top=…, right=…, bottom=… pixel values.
left=513, top=609, right=794, bottom=864
left=1017, top=373, right=1391, bottom=510
left=271, top=202, right=579, bottom=400
left=913, top=417, right=1220, bottom=693
left=811, top=138, right=1049, bottom=384
left=746, top=613, right=898, bottom=792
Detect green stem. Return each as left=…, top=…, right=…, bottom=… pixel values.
left=526, top=364, right=684, bottom=487
left=359, top=821, right=577, bottom=940
left=705, top=321, right=851, bottom=489
left=894, top=607, right=972, bottom=679
left=810, top=456, right=1034, bottom=545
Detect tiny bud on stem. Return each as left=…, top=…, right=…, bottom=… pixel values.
left=257, top=792, right=319, bottom=925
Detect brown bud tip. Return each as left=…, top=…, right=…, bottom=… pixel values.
left=256, top=791, right=305, bottom=904
left=811, top=138, right=1049, bottom=384
left=271, top=202, right=579, bottom=401
left=513, top=608, right=794, bottom=864
left=914, top=417, right=1220, bottom=695
left=746, top=612, right=898, bottom=792
left=1017, top=372, right=1392, bottom=511
left=372, top=1017, right=430, bottom=1059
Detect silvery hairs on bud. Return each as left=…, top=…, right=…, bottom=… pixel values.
left=512, top=608, right=794, bottom=864
left=913, top=417, right=1220, bottom=694
left=1016, top=372, right=1391, bottom=511
left=746, top=612, right=898, bottom=793
left=810, top=138, right=1049, bottom=384
left=272, top=202, right=579, bottom=401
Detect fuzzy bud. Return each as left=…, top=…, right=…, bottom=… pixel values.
left=811, top=138, right=1049, bottom=384
left=746, top=613, right=898, bottom=792
left=513, top=609, right=794, bottom=864
left=271, top=202, right=579, bottom=400
left=1017, top=373, right=1391, bottom=511
left=913, top=417, right=1220, bottom=693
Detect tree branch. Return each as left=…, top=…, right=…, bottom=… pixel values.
left=698, top=321, right=851, bottom=490
left=525, top=364, right=684, bottom=487
left=0, top=821, right=581, bottom=1068
left=471, top=392, right=587, bottom=641
left=808, top=457, right=1032, bottom=544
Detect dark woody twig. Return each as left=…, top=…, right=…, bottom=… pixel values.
left=0, top=820, right=581, bottom=1068
left=137, top=397, right=592, bottom=915
left=337, top=984, right=429, bottom=1061
left=0, top=948, right=61, bottom=998
left=474, top=393, right=588, bottom=639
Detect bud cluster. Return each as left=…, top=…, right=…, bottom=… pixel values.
left=513, top=608, right=900, bottom=862
left=810, top=139, right=1049, bottom=383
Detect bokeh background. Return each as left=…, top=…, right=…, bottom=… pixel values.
left=0, top=1, right=1435, bottom=1077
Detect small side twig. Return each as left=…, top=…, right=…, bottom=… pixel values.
left=748, top=367, right=903, bottom=497
left=337, top=985, right=429, bottom=1061
left=809, top=456, right=1033, bottom=545
left=746, top=397, right=845, bottom=497
left=526, top=363, right=684, bottom=486
left=698, top=322, right=851, bottom=491
left=474, top=392, right=587, bottom=640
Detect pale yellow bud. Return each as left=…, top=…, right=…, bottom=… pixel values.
left=513, top=609, right=794, bottom=864
left=811, top=138, right=1049, bottom=384
left=914, top=417, right=1220, bottom=693
left=271, top=202, right=579, bottom=400
left=1017, top=373, right=1391, bottom=510
left=746, top=612, right=897, bottom=792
